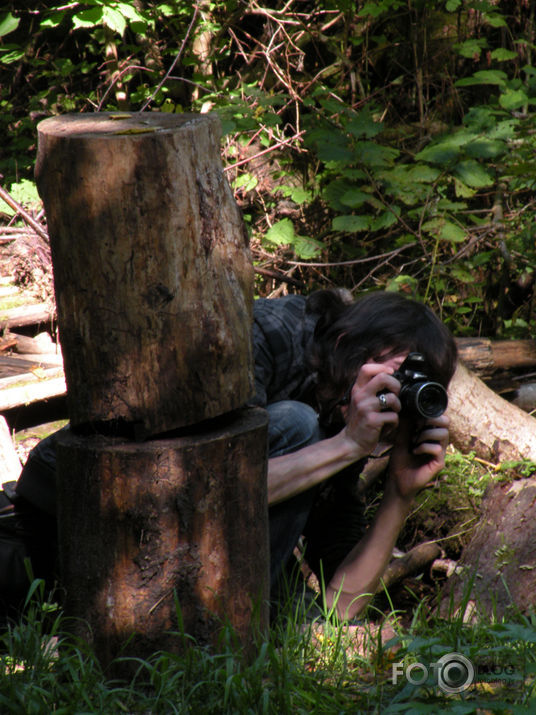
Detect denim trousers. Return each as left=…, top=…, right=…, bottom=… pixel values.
left=266, top=400, right=322, bottom=591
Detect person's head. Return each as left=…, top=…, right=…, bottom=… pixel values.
left=306, top=289, right=458, bottom=427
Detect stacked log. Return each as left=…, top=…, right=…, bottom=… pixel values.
left=35, top=112, right=269, bottom=667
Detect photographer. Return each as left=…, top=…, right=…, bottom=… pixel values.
left=7, top=289, right=457, bottom=624
left=253, top=289, right=457, bottom=620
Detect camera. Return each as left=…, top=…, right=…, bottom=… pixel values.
left=392, top=352, right=448, bottom=419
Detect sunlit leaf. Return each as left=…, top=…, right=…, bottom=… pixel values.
left=499, top=88, right=528, bottom=111
left=265, top=218, right=295, bottom=245
left=0, top=12, right=19, bottom=37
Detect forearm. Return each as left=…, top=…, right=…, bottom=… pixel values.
left=267, top=430, right=365, bottom=505
left=325, top=479, right=414, bottom=620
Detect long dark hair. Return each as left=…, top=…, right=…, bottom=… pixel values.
left=306, top=289, right=458, bottom=425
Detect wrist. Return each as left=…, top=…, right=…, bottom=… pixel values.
left=337, top=425, right=368, bottom=462
left=384, top=473, right=417, bottom=507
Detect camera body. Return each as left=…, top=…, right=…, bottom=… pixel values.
left=392, top=352, right=448, bottom=419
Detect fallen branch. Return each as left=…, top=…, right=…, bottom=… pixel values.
left=0, top=185, right=48, bottom=242
left=380, top=541, right=441, bottom=590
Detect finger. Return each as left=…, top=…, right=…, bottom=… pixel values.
left=376, top=391, right=402, bottom=414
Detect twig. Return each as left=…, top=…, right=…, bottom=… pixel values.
left=140, top=5, right=200, bottom=112
left=223, top=130, right=305, bottom=172
left=286, top=243, right=417, bottom=268
left=96, top=64, right=151, bottom=111
left=0, top=185, right=48, bottom=242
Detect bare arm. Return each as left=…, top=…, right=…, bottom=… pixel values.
left=325, top=415, right=449, bottom=620
left=267, top=363, right=401, bottom=505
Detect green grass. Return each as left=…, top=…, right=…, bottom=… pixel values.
left=2, top=579, right=536, bottom=714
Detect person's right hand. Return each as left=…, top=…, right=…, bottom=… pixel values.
left=340, top=359, right=403, bottom=458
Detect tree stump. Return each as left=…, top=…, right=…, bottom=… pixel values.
left=56, top=408, right=269, bottom=667
left=440, top=476, right=536, bottom=620
left=34, top=112, right=269, bottom=664
left=35, top=112, right=254, bottom=438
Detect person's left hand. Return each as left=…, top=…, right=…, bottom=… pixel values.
left=387, top=413, right=449, bottom=501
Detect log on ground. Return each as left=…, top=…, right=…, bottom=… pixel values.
left=447, top=361, right=536, bottom=463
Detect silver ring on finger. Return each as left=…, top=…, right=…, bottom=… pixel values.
left=378, top=393, right=388, bottom=411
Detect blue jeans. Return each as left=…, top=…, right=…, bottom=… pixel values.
left=266, top=400, right=322, bottom=591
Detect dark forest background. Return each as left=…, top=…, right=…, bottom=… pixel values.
left=1, top=0, right=536, bottom=338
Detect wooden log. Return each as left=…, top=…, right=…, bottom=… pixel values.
left=0, top=372, right=66, bottom=412
left=55, top=407, right=268, bottom=668
left=380, top=542, right=441, bottom=590
left=35, top=112, right=254, bottom=437
left=0, top=303, right=55, bottom=330
left=456, top=337, right=536, bottom=374
left=447, top=361, right=536, bottom=463
left=0, top=415, right=21, bottom=482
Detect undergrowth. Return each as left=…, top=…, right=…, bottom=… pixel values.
left=2, top=575, right=536, bottom=714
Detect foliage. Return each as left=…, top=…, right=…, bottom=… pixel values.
left=1, top=0, right=536, bottom=333
left=2, top=576, right=536, bottom=712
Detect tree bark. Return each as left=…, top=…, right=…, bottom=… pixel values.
left=56, top=407, right=268, bottom=669
left=447, top=361, right=536, bottom=463
left=35, top=112, right=254, bottom=438
left=440, top=476, right=536, bottom=620
left=456, top=337, right=536, bottom=374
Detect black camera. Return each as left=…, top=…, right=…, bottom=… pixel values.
left=392, top=352, right=448, bottom=419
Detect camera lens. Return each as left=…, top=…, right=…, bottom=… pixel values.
left=413, top=381, right=448, bottom=418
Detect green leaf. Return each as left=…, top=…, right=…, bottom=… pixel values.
left=315, top=138, right=351, bottom=163
left=456, top=70, right=508, bottom=87
left=40, top=11, right=66, bottom=28
left=423, top=218, right=465, bottom=243
left=499, top=88, right=528, bottom=110
left=332, top=215, right=370, bottom=233
left=483, top=12, right=507, bottom=28
left=346, top=109, right=383, bottom=138
left=454, top=178, right=476, bottom=198
left=446, top=0, right=461, bottom=10
left=491, top=48, right=518, bottom=61
left=454, top=39, right=487, bottom=59
left=415, top=138, right=461, bottom=164
left=265, top=218, right=295, bottom=246
left=279, top=186, right=313, bottom=204
left=103, top=6, right=127, bottom=35
left=371, top=207, right=400, bottom=231
left=292, top=235, right=323, bottom=259
left=0, top=12, right=19, bottom=37
left=454, top=160, right=494, bottom=188
left=0, top=47, right=24, bottom=64
left=440, top=220, right=466, bottom=243
left=355, top=141, right=399, bottom=167
left=72, top=7, right=104, bottom=29
left=466, top=138, right=506, bottom=159
left=340, top=189, right=371, bottom=208
left=233, top=173, right=258, bottom=192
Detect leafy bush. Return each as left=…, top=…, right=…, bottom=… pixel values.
left=2, top=1, right=536, bottom=333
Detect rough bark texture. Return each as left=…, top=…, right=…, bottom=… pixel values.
left=440, top=476, right=536, bottom=620
left=35, top=112, right=254, bottom=437
left=456, top=337, right=536, bottom=374
left=447, top=361, right=536, bottom=463
left=56, top=407, right=269, bottom=668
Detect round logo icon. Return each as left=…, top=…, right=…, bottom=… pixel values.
left=436, top=652, right=474, bottom=693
